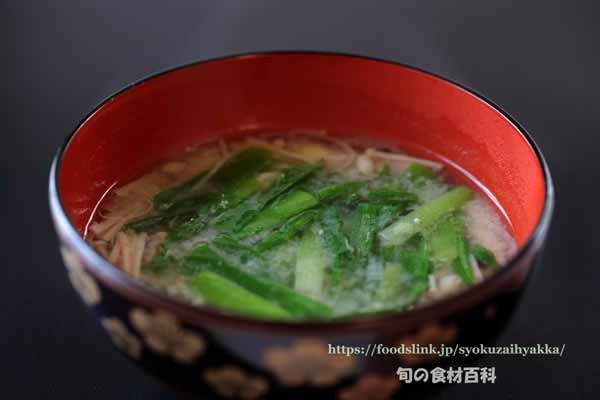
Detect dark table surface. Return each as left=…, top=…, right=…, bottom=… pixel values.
left=4, top=1, right=599, bottom=398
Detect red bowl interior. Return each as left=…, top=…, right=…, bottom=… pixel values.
left=58, top=53, right=546, bottom=248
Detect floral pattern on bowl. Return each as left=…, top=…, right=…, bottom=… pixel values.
left=129, top=307, right=205, bottom=364
left=60, top=246, right=101, bottom=306
left=203, top=365, right=269, bottom=399
left=101, top=317, right=143, bottom=359
left=263, top=338, right=356, bottom=387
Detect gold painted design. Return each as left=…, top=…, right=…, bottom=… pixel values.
left=60, top=246, right=101, bottom=306
left=101, top=317, right=142, bottom=359
left=263, top=339, right=356, bottom=387
left=203, top=365, right=269, bottom=399
left=129, top=308, right=205, bottom=363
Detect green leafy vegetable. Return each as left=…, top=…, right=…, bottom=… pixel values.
left=471, top=244, right=498, bottom=268
left=211, top=178, right=263, bottom=213
left=239, top=191, right=319, bottom=237
left=125, top=214, right=174, bottom=232
left=401, top=244, right=431, bottom=279
left=429, top=216, right=462, bottom=263
left=347, top=204, right=379, bottom=270
left=366, top=189, right=419, bottom=207
left=318, top=206, right=352, bottom=285
left=187, top=272, right=291, bottom=320
left=316, top=181, right=364, bottom=203
left=256, top=211, right=317, bottom=251
left=211, top=148, right=273, bottom=189
left=427, top=214, right=474, bottom=285
left=109, top=140, right=510, bottom=322
left=402, top=163, right=437, bottom=183
left=130, top=149, right=272, bottom=232
left=211, top=235, right=265, bottom=268
left=154, top=148, right=271, bottom=211
left=185, top=244, right=332, bottom=319
left=294, top=229, right=327, bottom=300
left=377, top=263, right=429, bottom=305
left=379, top=186, right=473, bottom=247
left=377, top=234, right=430, bottom=307
left=153, top=171, right=209, bottom=211
left=260, top=162, right=322, bottom=208
left=375, top=205, right=401, bottom=231
left=453, top=233, right=474, bottom=285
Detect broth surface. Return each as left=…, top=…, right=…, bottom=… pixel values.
left=87, top=132, right=515, bottom=320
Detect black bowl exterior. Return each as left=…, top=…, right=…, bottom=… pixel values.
left=52, top=217, right=544, bottom=399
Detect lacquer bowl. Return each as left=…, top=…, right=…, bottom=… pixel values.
left=49, top=52, right=554, bottom=399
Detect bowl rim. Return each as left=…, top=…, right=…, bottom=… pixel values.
left=49, top=51, right=555, bottom=333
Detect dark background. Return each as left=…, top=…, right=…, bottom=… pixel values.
left=4, top=0, right=599, bottom=398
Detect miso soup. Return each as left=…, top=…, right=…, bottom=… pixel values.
left=87, top=132, right=516, bottom=320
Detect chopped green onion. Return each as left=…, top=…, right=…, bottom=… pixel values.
left=317, top=181, right=364, bottom=203
left=379, top=186, right=473, bottom=247
left=211, top=148, right=273, bottom=190
left=294, top=229, right=327, bottom=300
left=154, top=148, right=271, bottom=211
left=402, top=163, right=437, bottom=182
left=471, top=244, right=499, bottom=268
left=185, top=245, right=332, bottom=319
left=212, top=235, right=265, bottom=268
left=453, top=234, right=474, bottom=285
left=260, top=162, right=322, bottom=208
left=319, top=206, right=352, bottom=285
left=348, top=204, right=379, bottom=270
left=256, top=211, right=317, bottom=251
left=366, top=189, right=419, bottom=207
left=153, top=171, right=209, bottom=211
left=187, top=272, right=291, bottom=320
left=239, top=191, right=319, bottom=237
left=429, top=216, right=463, bottom=263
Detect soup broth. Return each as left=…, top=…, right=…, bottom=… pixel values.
left=87, top=132, right=515, bottom=320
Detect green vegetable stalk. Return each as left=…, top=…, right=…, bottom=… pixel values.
left=428, top=214, right=474, bottom=285
left=256, top=211, right=317, bottom=251
left=259, top=163, right=322, bottom=208
left=316, top=181, right=364, bottom=203
left=378, top=235, right=430, bottom=302
left=185, top=244, right=332, bottom=319
left=187, top=272, right=291, bottom=320
left=471, top=244, right=499, bottom=268
left=379, top=186, right=473, bottom=247
left=319, top=206, right=351, bottom=285
left=348, top=203, right=379, bottom=270
left=453, top=234, right=474, bottom=285
left=155, top=148, right=272, bottom=211
left=294, top=229, right=327, bottom=300
left=239, top=191, right=319, bottom=237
